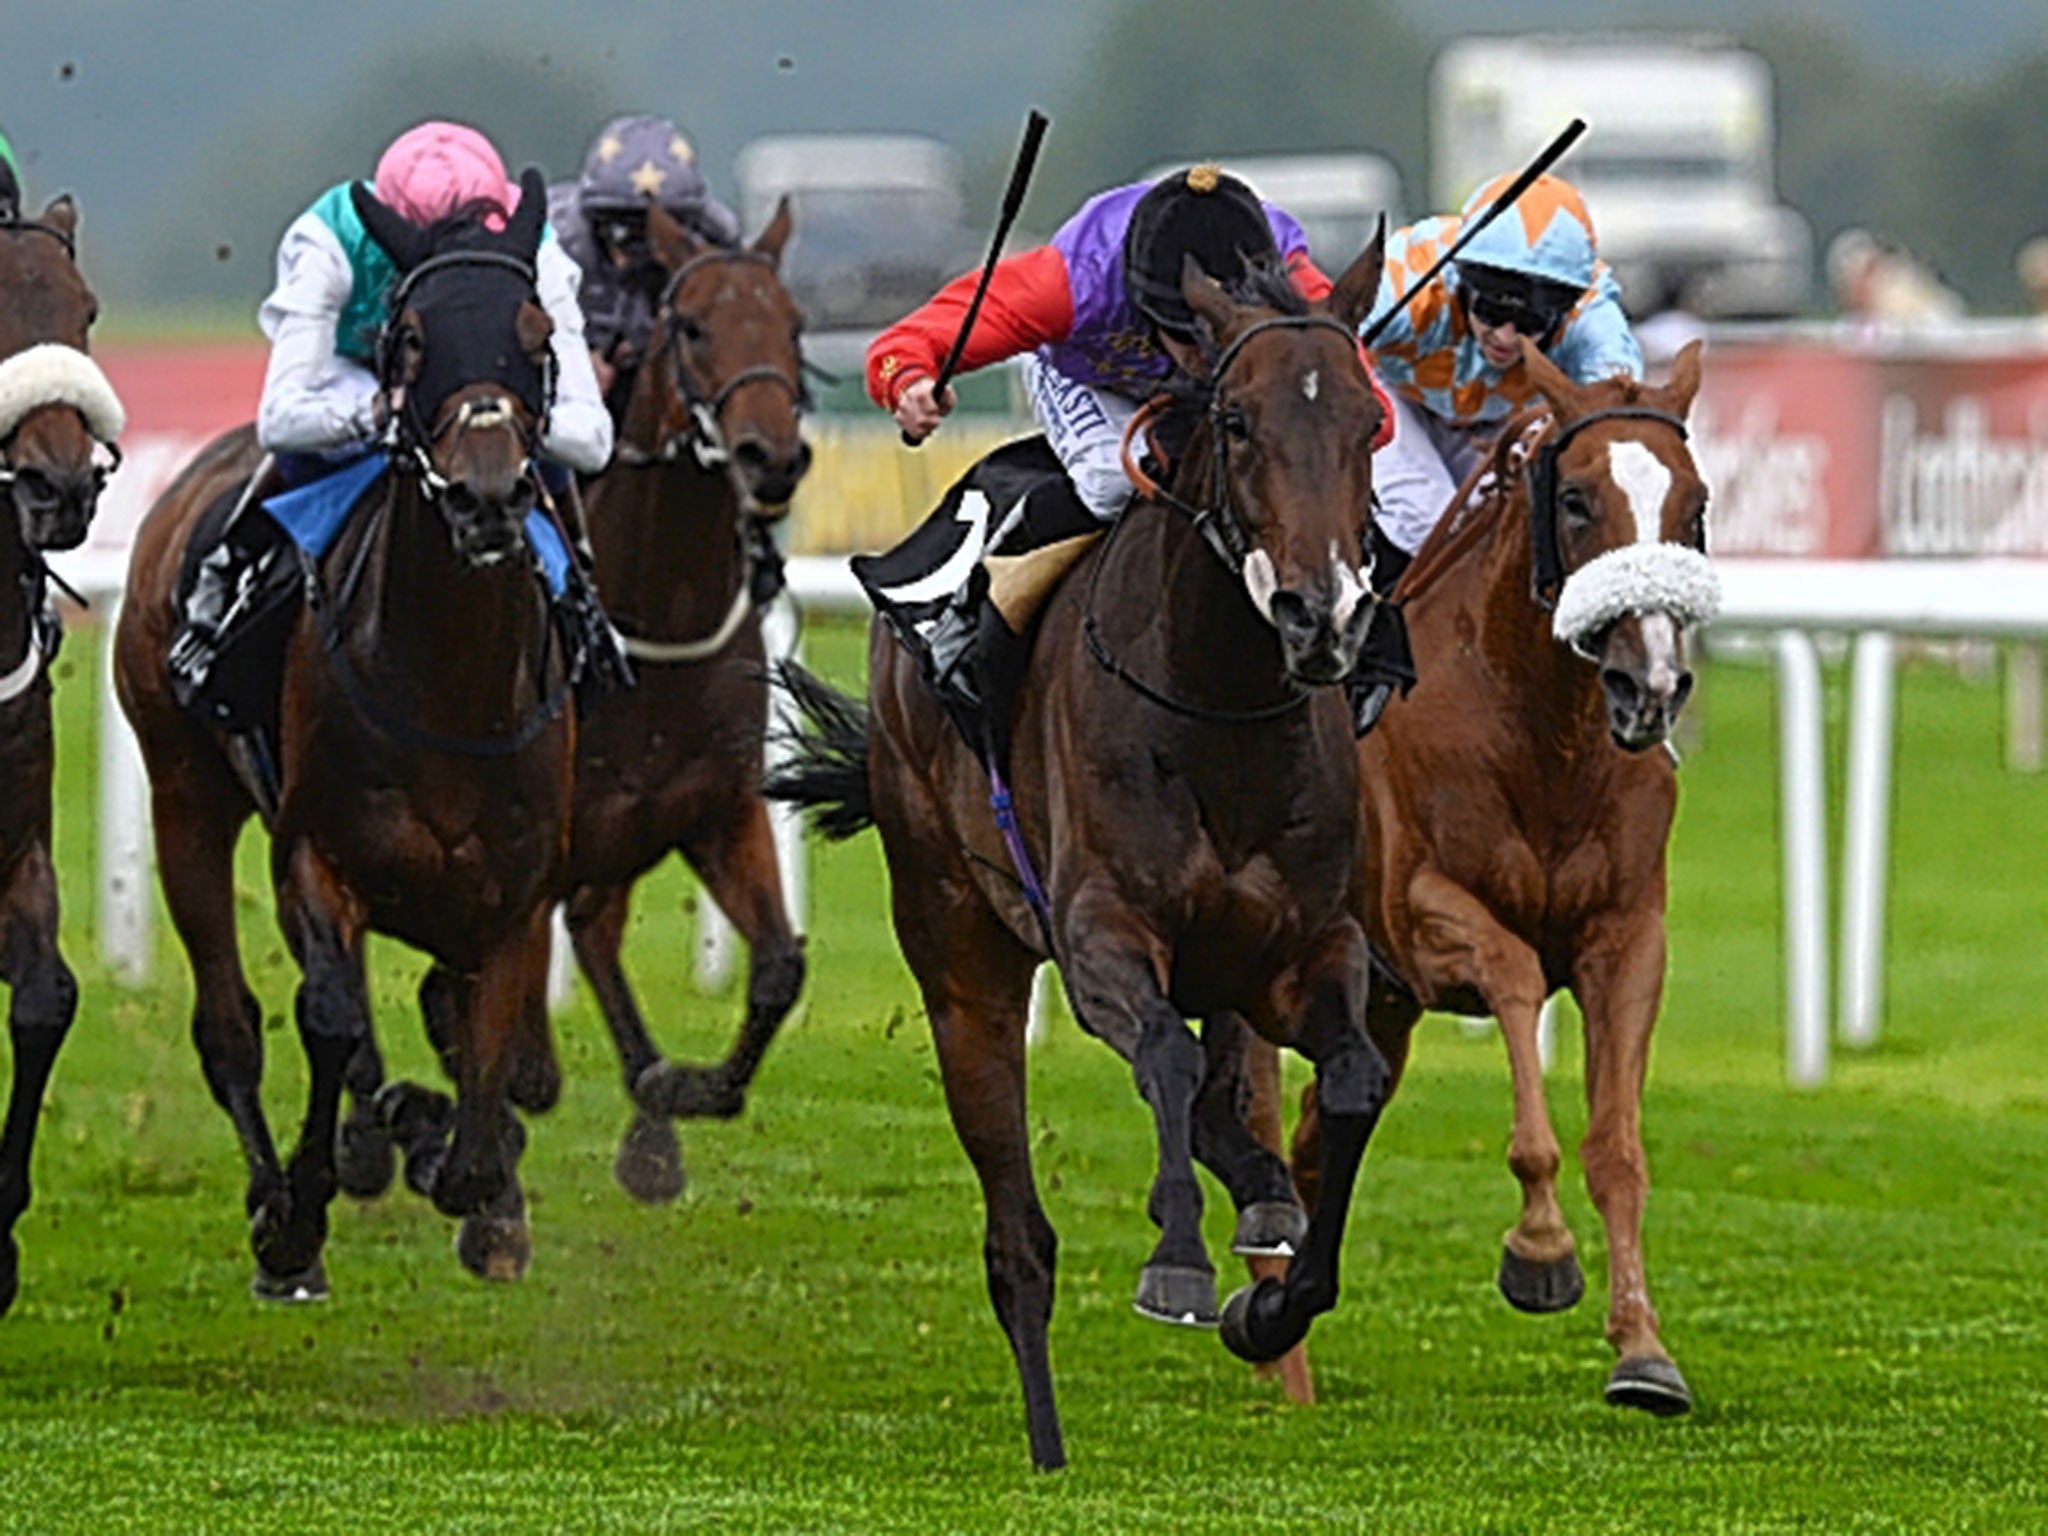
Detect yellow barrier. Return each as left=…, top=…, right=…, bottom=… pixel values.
left=787, top=418, right=1032, bottom=555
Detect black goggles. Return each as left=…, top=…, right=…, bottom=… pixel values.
left=597, top=216, right=651, bottom=258
left=1463, top=277, right=1576, bottom=337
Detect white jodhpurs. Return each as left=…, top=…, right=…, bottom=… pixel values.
left=1371, top=392, right=1497, bottom=555
left=1020, top=355, right=1142, bottom=523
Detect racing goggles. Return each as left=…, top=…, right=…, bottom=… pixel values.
left=597, top=214, right=653, bottom=263
left=1459, top=266, right=1579, bottom=337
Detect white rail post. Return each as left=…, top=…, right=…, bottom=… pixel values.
left=97, top=599, right=155, bottom=985
left=1839, top=631, right=1895, bottom=1050
left=2007, top=642, right=2044, bottom=773
left=1775, top=629, right=1829, bottom=1087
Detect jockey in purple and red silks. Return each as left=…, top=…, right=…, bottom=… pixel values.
left=859, top=165, right=1393, bottom=747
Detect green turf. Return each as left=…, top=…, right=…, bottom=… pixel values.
left=2, top=621, right=2044, bottom=1533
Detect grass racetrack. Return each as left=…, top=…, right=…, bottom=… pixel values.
left=3, top=617, right=2044, bottom=1533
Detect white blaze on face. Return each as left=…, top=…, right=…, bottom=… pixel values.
left=1639, top=612, right=1684, bottom=697
left=1243, top=547, right=1279, bottom=623
left=1302, top=368, right=1320, bottom=403
left=1607, top=440, right=1673, bottom=546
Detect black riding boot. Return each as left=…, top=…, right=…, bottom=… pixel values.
left=1344, top=523, right=1416, bottom=738
left=924, top=582, right=1029, bottom=768
left=167, top=458, right=286, bottom=714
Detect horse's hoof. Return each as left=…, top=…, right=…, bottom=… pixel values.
left=1219, top=1277, right=1288, bottom=1364
left=1230, top=1200, right=1308, bottom=1258
left=634, top=1061, right=745, bottom=1121
left=1498, top=1244, right=1585, bottom=1314
left=335, top=1109, right=397, bottom=1200
left=614, top=1112, right=687, bottom=1204
left=251, top=1260, right=329, bottom=1304
left=455, top=1210, right=531, bottom=1283
left=1133, top=1262, right=1218, bottom=1327
left=1606, top=1353, right=1693, bottom=1416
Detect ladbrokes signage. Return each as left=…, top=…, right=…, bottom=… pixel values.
left=1693, top=326, right=2048, bottom=558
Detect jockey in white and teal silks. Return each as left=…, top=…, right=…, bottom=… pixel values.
left=256, top=122, right=611, bottom=475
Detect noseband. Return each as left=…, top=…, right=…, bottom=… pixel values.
left=611, top=248, right=811, bottom=474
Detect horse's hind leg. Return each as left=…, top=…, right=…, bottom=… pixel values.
left=564, top=880, right=685, bottom=1203
left=267, top=839, right=372, bottom=1297
left=151, top=773, right=298, bottom=1297
left=0, top=847, right=79, bottom=1318
left=334, top=1030, right=395, bottom=1199
left=639, top=799, right=807, bottom=1121
left=1574, top=918, right=1690, bottom=1415
left=1060, top=903, right=1215, bottom=1327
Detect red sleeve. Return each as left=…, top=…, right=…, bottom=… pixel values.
left=865, top=244, right=1075, bottom=411
left=1287, top=253, right=1394, bottom=450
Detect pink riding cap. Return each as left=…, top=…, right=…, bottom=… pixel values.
left=373, top=121, right=518, bottom=230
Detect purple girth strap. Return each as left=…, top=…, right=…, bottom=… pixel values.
left=988, top=762, right=1053, bottom=942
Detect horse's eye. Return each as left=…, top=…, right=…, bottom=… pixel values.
left=1560, top=486, right=1594, bottom=526
left=675, top=316, right=705, bottom=345
left=1220, top=406, right=1251, bottom=441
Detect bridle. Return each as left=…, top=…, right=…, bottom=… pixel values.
left=305, top=256, right=573, bottom=757
left=607, top=247, right=815, bottom=664
left=376, top=249, right=551, bottom=495
left=1082, top=312, right=1374, bottom=722
left=1524, top=406, right=1694, bottom=611
left=610, top=248, right=812, bottom=478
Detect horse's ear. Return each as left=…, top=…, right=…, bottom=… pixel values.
left=752, top=195, right=794, bottom=265
left=1519, top=335, right=1592, bottom=420
left=39, top=195, right=77, bottom=241
left=351, top=181, right=428, bottom=271
left=1657, top=338, right=1705, bottom=418
left=647, top=202, right=702, bottom=271
left=1325, top=212, right=1386, bottom=334
left=515, top=297, right=553, bottom=362
left=504, top=166, right=547, bottom=258
left=1181, top=253, right=1236, bottom=341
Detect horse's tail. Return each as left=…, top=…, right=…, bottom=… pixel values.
left=766, top=661, right=874, bottom=840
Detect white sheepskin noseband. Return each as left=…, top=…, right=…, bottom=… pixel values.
left=1552, top=542, right=1721, bottom=656
left=0, top=343, right=126, bottom=443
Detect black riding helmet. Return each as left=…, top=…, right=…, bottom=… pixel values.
left=1123, top=165, right=1278, bottom=342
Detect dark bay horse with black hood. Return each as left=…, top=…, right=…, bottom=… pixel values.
left=773, top=239, right=1395, bottom=1469
left=115, top=169, right=573, bottom=1299
left=0, top=193, right=124, bottom=1316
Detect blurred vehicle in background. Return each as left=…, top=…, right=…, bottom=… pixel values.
left=1143, top=153, right=1405, bottom=272
left=1432, top=32, right=1814, bottom=318
left=733, top=133, right=986, bottom=345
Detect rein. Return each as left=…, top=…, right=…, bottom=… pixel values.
left=1081, top=313, right=1364, bottom=723
left=608, top=247, right=810, bottom=664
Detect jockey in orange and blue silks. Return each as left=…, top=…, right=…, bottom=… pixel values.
left=1366, top=172, right=1641, bottom=559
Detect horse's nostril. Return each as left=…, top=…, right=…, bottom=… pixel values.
left=793, top=442, right=814, bottom=479
left=1670, top=670, right=1695, bottom=713
left=1601, top=667, right=1643, bottom=712
left=733, top=439, right=771, bottom=470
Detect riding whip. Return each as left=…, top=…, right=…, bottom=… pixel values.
left=900, top=108, right=1051, bottom=447
left=1359, top=117, right=1588, bottom=347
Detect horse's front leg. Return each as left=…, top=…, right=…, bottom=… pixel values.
left=1221, top=922, right=1389, bottom=1363
left=1060, top=894, right=1215, bottom=1326
left=1194, top=1014, right=1309, bottom=1259
left=1407, top=870, right=1583, bottom=1313
left=269, top=839, right=372, bottom=1299
left=433, top=907, right=549, bottom=1282
left=639, top=796, right=808, bottom=1120
left=1573, top=911, right=1691, bottom=1415
left=0, top=845, right=79, bottom=1318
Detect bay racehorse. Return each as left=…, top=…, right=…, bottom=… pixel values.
left=325, top=200, right=813, bottom=1205
left=0, top=195, right=124, bottom=1316
left=772, top=242, right=1396, bottom=1469
left=1267, top=338, right=1718, bottom=1413
left=113, top=170, right=574, bottom=1299
left=564, top=199, right=810, bottom=1199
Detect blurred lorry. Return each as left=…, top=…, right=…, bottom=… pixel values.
left=733, top=133, right=985, bottom=337
left=1431, top=33, right=1813, bottom=317
left=1143, top=153, right=1405, bottom=273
